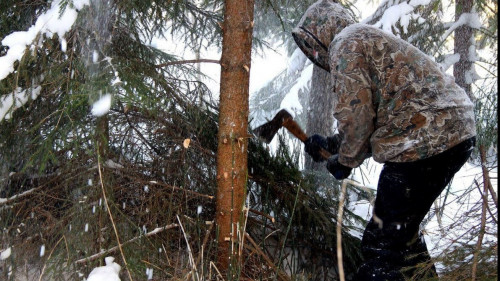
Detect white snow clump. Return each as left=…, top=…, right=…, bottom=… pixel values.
left=0, top=247, right=12, bottom=260
left=87, top=256, right=122, bottom=281
left=91, top=94, right=112, bottom=117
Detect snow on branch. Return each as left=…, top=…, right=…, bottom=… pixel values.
left=0, top=0, right=90, bottom=122
left=363, top=0, right=431, bottom=35
left=440, top=13, right=482, bottom=42
left=0, top=86, right=41, bottom=121
left=0, top=0, right=89, bottom=81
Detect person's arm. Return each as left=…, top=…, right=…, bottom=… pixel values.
left=330, top=40, right=375, bottom=168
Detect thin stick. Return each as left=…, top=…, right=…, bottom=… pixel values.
left=0, top=188, right=38, bottom=206
left=276, top=184, right=300, bottom=278
left=196, top=221, right=215, bottom=278
left=471, top=147, right=491, bottom=281
left=479, top=145, right=497, bottom=208
left=238, top=207, right=250, bottom=265
left=475, top=180, right=497, bottom=224
left=209, top=261, right=225, bottom=281
left=177, top=215, right=198, bottom=279
left=244, top=233, right=290, bottom=281
left=75, top=223, right=179, bottom=264
left=97, top=158, right=134, bottom=281
left=136, top=178, right=214, bottom=200
left=336, top=180, right=348, bottom=281
left=249, top=208, right=275, bottom=223
left=471, top=187, right=488, bottom=281
left=155, top=59, right=220, bottom=68
left=38, top=236, right=65, bottom=281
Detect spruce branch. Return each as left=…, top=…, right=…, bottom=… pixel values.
left=155, top=59, right=220, bottom=68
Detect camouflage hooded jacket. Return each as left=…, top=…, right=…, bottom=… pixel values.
left=292, top=0, right=476, bottom=168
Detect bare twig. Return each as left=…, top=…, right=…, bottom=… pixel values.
left=97, top=157, right=134, bottom=281
left=155, top=59, right=220, bottom=68
left=433, top=200, right=445, bottom=235
left=75, top=223, right=179, bottom=264
left=244, top=232, right=290, bottom=281
left=177, top=215, right=198, bottom=279
left=129, top=177, right=214, bottom=200
left=238, top=207, right=250, bottom=264
left=479, top=145, right=497, bottom=208
left=196, top=221, right=215, bottom=278
left=472, top=144, right=494, bottom=280
left=249, top=208, right=275, bottom=223
left=38, top=236, right=65, bottom=281
left=276, top=184, right=300, bottom=278
left=336, top=180, right=349, bottom=281
left=209, top=261, right=225, bottom=281
left=475, top=180, right=497, bottom=224
left=0, top=188, right=39, bottom=206
left=148, top=180, right=215, bottom=200
left=471, top=178, right=488, bottom=280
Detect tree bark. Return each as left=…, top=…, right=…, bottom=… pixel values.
left=96, top=115, right=109, bottom=158
left=305, top=65, right=334, bottom=171
left=454, top=0, right=474, bottom=96
left=215, top=0, right=254, bottom=276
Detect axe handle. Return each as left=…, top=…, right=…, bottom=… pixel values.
left=283, top=118, right=332, bottom=160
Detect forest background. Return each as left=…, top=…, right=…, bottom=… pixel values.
left=0, top=0, right=497, bottom=280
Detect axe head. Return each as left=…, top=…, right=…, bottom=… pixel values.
left=253, top=109, right=294, bottom=144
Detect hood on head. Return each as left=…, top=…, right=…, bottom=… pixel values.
left=292, top=0, right=355, bottom=72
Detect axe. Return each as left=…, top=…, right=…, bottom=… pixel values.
left=253, top=109, right=331, bottom=160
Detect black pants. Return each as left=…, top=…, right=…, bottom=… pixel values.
left=355, top=138, right=475, bottom=281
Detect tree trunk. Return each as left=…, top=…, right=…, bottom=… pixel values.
left=215, top=0, right=254, bottom=276
left=454, top=0, right=474, bottom=96
left=96, top=115, right=109, bottom=158
left=305, top=65, right=334, bottom=171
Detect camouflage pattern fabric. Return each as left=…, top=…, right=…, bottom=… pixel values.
left=292, top=0, right=476, bottom=168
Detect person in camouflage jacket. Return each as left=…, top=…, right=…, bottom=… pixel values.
left=293, top=0, right=476, bottom=280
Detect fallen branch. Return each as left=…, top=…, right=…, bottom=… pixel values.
left=0, top=188, right=38, bottom=206
left=75, top=223, right=179, bottom=264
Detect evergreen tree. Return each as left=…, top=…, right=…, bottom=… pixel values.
left=0, top=0, right=365, bottom=280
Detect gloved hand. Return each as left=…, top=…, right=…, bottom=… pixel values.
left=326, top=154, right=352, bottom=180
left=304, top=134, right=341, bottom=162
left=305, top=134, right=329, bottom=162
